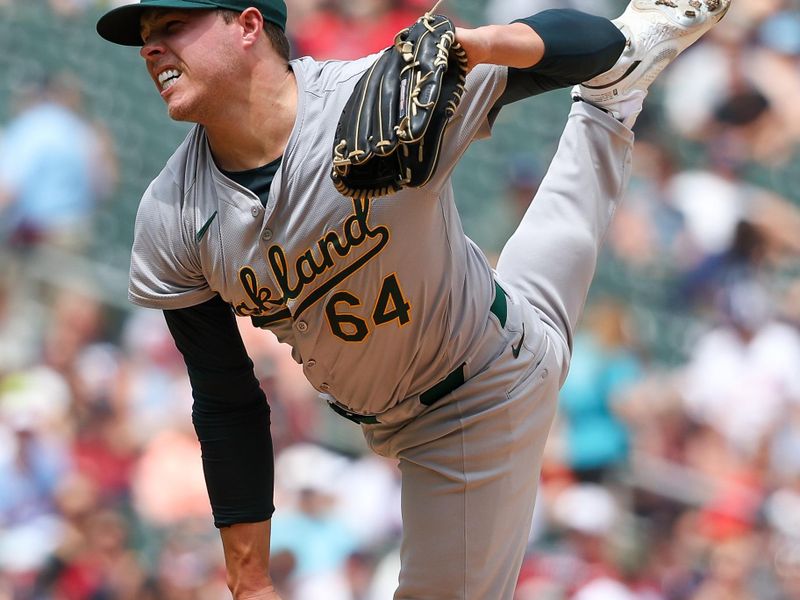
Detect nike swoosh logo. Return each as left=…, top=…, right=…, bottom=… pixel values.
left=196, top=211, right=218, bottom=242
left=511, top=323, right=525, bottom=359
left=582, top=60, right=641, bottom=91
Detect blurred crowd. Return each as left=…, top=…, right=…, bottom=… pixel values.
left=1, top=0, right=800, bottom=599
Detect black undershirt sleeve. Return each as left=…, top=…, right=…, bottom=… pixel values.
left=163, top=295, right=275, bottom=528
left=491, top=9, right=626, bottom=113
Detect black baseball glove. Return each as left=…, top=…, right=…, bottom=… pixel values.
left=331, top=11, right=468, bottom=199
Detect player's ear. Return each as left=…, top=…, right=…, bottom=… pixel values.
left=239, top=7, right=264, bottom=47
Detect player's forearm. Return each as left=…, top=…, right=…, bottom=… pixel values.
left=459, top=10, right=625, bottom=82
left=455, top=22, right=545, bottom=71
left=163, top=301, right=276, bottom=527
left=221, top=521, right=283, bottom=599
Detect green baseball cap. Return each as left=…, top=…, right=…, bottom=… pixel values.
left=97, top=0, right=287, bottom=46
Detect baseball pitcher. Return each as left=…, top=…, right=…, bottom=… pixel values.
left=96, top=0, right=731, bottom=598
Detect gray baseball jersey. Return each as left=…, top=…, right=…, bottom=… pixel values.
left=129, top=55, right=507, bottom=422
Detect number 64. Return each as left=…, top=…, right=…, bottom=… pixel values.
left=325, top=273, right=411, bottom=342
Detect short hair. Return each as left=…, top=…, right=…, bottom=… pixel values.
left=218, top=9, right=290, bottom=61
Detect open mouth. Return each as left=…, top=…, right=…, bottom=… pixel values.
left=158, top=69, right=182, bottom=91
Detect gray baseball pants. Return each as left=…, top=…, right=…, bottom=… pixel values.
left=366, top=102, right=634, bottom=599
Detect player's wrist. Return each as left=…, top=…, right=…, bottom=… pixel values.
left=232, top=580, right=282, bottom=600
left=228, top=570, right=279, bottom=599
left=220, top=521, right=275, bottom=598
left=456, top=23, right=544, bottom=70
left=455, top=26, right=490, bottom=71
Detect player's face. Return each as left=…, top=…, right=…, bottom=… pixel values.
left=139, top=9, right=240, bottom=123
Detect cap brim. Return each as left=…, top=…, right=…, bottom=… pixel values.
left=96, top=1, right=219, bottom=46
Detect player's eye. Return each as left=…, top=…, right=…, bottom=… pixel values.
left=141, top=19, right=182, bottom=44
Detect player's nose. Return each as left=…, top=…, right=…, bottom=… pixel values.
left=140, top=39, right=165, bottom=61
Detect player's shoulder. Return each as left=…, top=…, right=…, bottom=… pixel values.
left=291, top=54, right=382, bottom=96
left=143, top=125, right=206, bottom=208
left=133, top=128, right=205, bottom=253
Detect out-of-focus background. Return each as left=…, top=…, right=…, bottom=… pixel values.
left=1, top=0, right=800, bottom=598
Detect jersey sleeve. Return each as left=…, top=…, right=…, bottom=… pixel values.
left=164, top=295, right=275, bottom=527
left=454, top=63, right=510, bottom=143
left=128, top=172, right=217, bottom=310
left=416, top=62, right=509, bottom=192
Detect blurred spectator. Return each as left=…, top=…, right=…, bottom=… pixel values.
left=291, top=0, right=424, bottom=60
left=271, top=444, right=362, bottom=599
left=284, top=0, right=326, bottom=28
left=516, top=483, right=661, bottom=599
left=0, top=280, right=45, bottom=372
left=132, top=425, right=210, bottom=525
left=642, top=151, right=800, bottom=291
left=152, top=519, right=229, bottom=599
left=506, top=155, right=544, bottom=222
left=32, top=500, right=150, bottom=600
left=665, top=166, right=749, bottom=262
left=119, top=308, right=197, bottom=445
left=557, top=300, right=643, bottom=482
left=485, top=0, right=621, bottom=24
left=606, top=137, right=800, bottom=288
left=689, top=535, right=759, bottom=600
left=48, top=0, right=97, bottom=17
left=678, top=219, right=767, bottom=311
left=765, top=483, right=800, bottom=597
left=366, top=548, right=402, bottom=600
left=607, top=141, right=694, bottom=270
left=662, top=3, right=800, bottom=165
left=0, top=71, right=116, bottom=253
left=680, top=280, right=800, bottom=458
left=0, top=416, right=71, bottom=565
